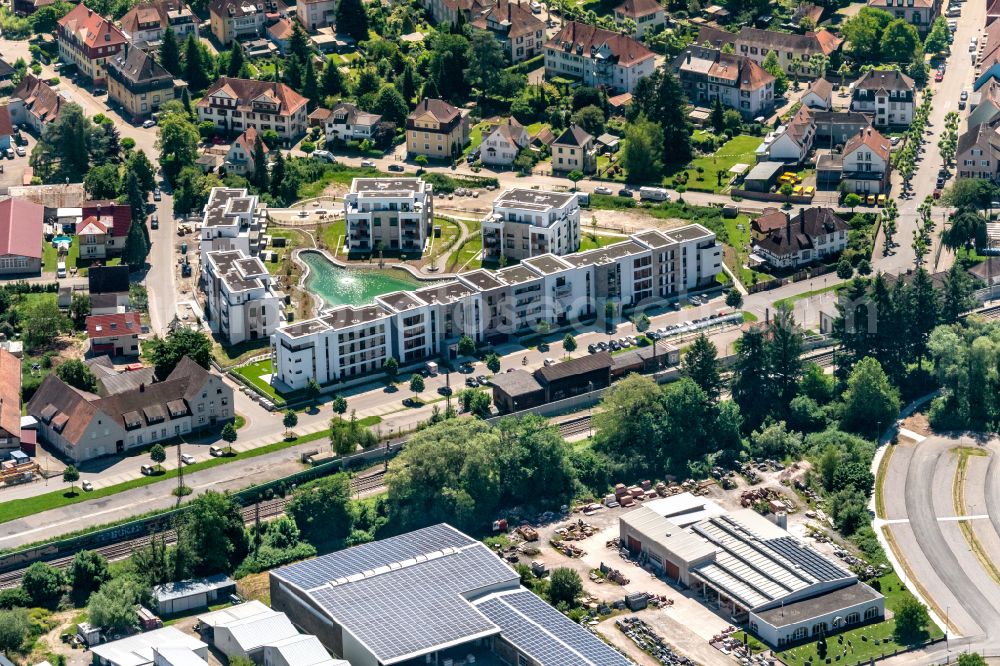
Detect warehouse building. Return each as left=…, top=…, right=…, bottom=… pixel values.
left=270, top=523, right=635, bottom=666
left=619, top=493, right=884, bottom=648
left=153, top=574, right=236, bottom=615
left=91, top=627, right=208, bottom=666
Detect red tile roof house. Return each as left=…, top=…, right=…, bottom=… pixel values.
left=0, top=198, right=44, bottom=276
left=82, top=200, right=132, bottom=254
left=87, top=312, right=141, bottom=357
left=57, top=4, right=128, bottom=86
left=0, top=349, right=22, bottom=455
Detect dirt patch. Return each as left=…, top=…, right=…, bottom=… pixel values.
left=237, top=572, right=271, bottom=605
left=900, top=411, right=932, bottom=436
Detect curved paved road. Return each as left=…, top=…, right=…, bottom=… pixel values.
left=880, top=435, right=1000, bottom=664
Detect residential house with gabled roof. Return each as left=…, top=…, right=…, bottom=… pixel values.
left=0, top=106, right=13, bottom=152
left=106, top=43, right=185, bottom=122
left=0, top=198, right=43, bottom=276
left=802, top=77, right=833, bottom=110
left=82, top=201, right=132, bottom=255
left=696, top=25, right=842, bottom=78
left=119, top=0, right=198, bottom=49
left=419, top=0, right=488, bottom=27
left=761, top=105, right=816, bottom=162
left=480, top=118, right=530, bottom=166
left=866, top=0, right=941, bottom=34
left=545, top=21, right=656, bottom=93
left=841, top=126, right=891, bottom=194
left=969, top=79, right=1000, bottom=128
left=406, top=98, right=470, bottom=159
left=77, top=215, right=110, bottom=260
left=296, top=0, right=335, bottom=30
left=8, top=75, right=68, bottom=132
left=672, top=45, right=775, bottom=119
left=850, top=69, right=915, bottom=129
left=197, top=77, right=308, bottom=141
left=267, top=16, right=293, bottom=53
left=471, top=0, right=546, bottom=63
left=551, top=123, right=596, bottom=173
left=613, top=0, right=666, bottom=37
left=86, top=312, right=141, bottom=357
left=0, top=349, right=21, bottom=454
left=957, top=120, right=1000, bottom=181
left=13, top=0, right=54, bottom=15
left=225, top=127, right=268, bottom=176
left=28, top=356, right=234, bottom=462
left=323, top=101, right=382, bottom=144
left=208, top=0, right=287, bottom=46
left=57, top=4, right=128, bottom=86
left=752, top=207, right=849, bottom=268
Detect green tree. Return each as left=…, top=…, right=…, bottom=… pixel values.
left=250, top=135, right=269, bottom=192
left=383, top=357, right=399, bottom=383
left=457, top=335, right=476, bottom=357
left=160, top=26, right=182, bottom=76
left=762, top=51, right=788, bottom=96
left=29, top=103, right=99, bottom=184
left=62, top=465, right=79, bottom=497
left=429, top=32, right=471, bottom=101
left=0, top=609, right=29, bottom=653
left=710, top=96, right=725, bottom=132
left=87, top=576, right=150, bottom=634
left=486, top=353, right=501, bottom=373
left=881, top=19, right=922, bottom=63
left=84, top=163, right=121, bottom=199
left=466, top=29, right=505, bottom=96
left=287, top=474, right=354, bottom=546
left=176, top=491, right=248, bottom=575
left=731, top=325, right=772, bottom=431
left=21, top=299, right=70, bottom=352
left=924, top=16, right=950, bottom=54
left=842, top=7, right=893, bottom=60
left=944, top=209, right=987, bottom=251
left=459, top=389, right=492, bottom=417
left=69, top=550, right=109, bottom=604
left=620, top=116, right=664, bottom=183
left=227, top=40, right=245, bottom=77
left=633, top=313, right=651, bottom=333
left=409, top=374, right=425, bottom=401
left=682, top=334, right=721, bottom=402
left=157, top=105, right=201, bottom=180
left=548, top=568, right=582, bottom=606
left=840, top=357, right=900, bottom=437
left=725, top=289, right=743, bottom=308
left=128, top=149, right=157, bottom=196
left=957, top=654, right=988, bottom=666
left=562, top=333, right=577, bottom=354
left=944, top=178, right=996, bottom=209
left=321, top=58, right=345, bottom=98
left=331, top=395, right=348, bottom=415
left=182, top=33, right=212, bottom=92
left=372, top=84, right=409, bottom=126
left=893, top=597, right=930, bottom=644
left=21, top=562, right=63, bottom=608
left=335, top=0, right=369, bottom=41
left=844, top=192, right=863, bottom=211
left=55, top=359, right=97, bottom=392
left=942, top=263, right=976, bottom=322
left=220, top=422, right=238, bottom=454
left=768, top=304, right=803, bottom=409
left=150, top=443, right=166, bottom=470
left=570, top=105, right=605, bottom=137
left=283, top=410, right=298, bottom=436
left=145, top=328, right=212, bottom=377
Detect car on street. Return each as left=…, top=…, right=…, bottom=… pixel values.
left=361, top=159, right=376, bottom=167
left=465, top=376, right=478, bottom=387
left=150, top=214, right=159, bottom=229
left=388, top=164, right=405, bottom=172
left=181, top=453, right=195, bottom=464
left=153, top=188, right=161, bottom=201
left=530, top=1, right=542, bottom=11
left=142, top=119, right=156, bottom=128
left=594, top=186, right=612, bottom=195
left=618, top=188, right=634, bottom=198
left=14, top=146, right=25, bottom=157
left=959, top=99, right=967, bottom=109
left=312, top=149, right=336, bottom=163
left=543, top=358, right=556, bottom=366
left=935, top=69, right=944, bottom=82
left=961, top=90, right=969, bottom=101
left=478, top=376, right=492, bottom=386
left=588, top=344, right=598, bottom=353
left=4, top=148, right=12, bottom=159
left=933, top=188, right=942, bottom=199
left=82, top=480, right=93, bottom=491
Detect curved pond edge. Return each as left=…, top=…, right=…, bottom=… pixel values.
left=293, top=248, right=461, bottom=313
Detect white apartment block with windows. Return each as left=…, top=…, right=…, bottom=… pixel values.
left=482, top=189, right=581, bottom=262
left=199, top=187, right=266, bottom=263
left=203, top=249, right=284, bottom=345
left=344, top=178, right=434, bottom=254
left=272, top=224, right=722, bottom=389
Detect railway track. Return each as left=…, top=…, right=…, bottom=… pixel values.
left=805, top=350, right=835, bottom=367
left=975, top=305, right=1000, bottom=320
left=0, top=473, right=387, bottom=589
left=558, top=416, right=592, bottom=438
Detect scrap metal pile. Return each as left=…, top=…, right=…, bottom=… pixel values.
left=616, top=617, right=696, bottom=666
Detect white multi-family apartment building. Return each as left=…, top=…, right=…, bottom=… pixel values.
left=344, top=178, right=434, bottom=254
left=272, top=224, right=722, bottom=389
left=197, top=77, right=308, bottom=142
left=481, top=188, right=581, bottom=262
left=203, top=249, right=284, bottom=345
left=199, top=187, right=267, bottom=262
left=544, top=21, right=656, bottom=93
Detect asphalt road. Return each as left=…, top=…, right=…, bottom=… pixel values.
left=880, top=434, right=1000, bottom=663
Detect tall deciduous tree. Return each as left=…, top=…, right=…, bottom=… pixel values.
left=682, top=333, right=721, bottom=402
left=620, top=116, right=663, bottom=183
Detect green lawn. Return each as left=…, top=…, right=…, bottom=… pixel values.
left=463, top=122, right=489, bottom=158
left=234, top=360, right=299, bottom=403
left=428, top=217, right=462, bottom=260
left=42, top=239, right=79, bottom=273
left=716, top=214, right=772, bottom=287
left=773, top=283, right=842, bottom=310
left=212, top=338, right=272, bottom=369
left=448, top=234, right=482, bottom=272
left=579, top=232, right=624, bottom=251
left=320, top=219, right=347, bottom=254
left=674, top=135, right=762, bottom=193
left=0, top=427, right=332, bottom=526
left=267, top=228, right=310, bottom=274
left=525, top=122, right=549, bottom=136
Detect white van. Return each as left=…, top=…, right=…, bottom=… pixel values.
left=209, top=445, right=224, bottom=457
left=56, top=261, right=66, bottom=278
left=638, top=186, right=671, bottom=202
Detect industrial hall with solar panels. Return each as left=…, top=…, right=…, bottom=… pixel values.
left=269, top=523, right=636, bottom=666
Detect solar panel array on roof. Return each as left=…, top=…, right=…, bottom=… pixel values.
left=476, top=591, right=633, bottom=666
left=308, top=545, right=514, bottom=664
left=273, top=523, right=474, bottom=591
left=762, top=536, right=850, bottom=582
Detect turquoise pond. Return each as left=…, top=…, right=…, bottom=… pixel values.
left=300, top=251, right=426, bottom=308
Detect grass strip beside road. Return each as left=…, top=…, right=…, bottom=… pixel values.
left=880, top=524, right=957, bottom=635
left=951, top=447, right=1000, bottom=587
left=874, top=442, right=894, bottom=519
left=0, top=430, right=332, bottom=526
